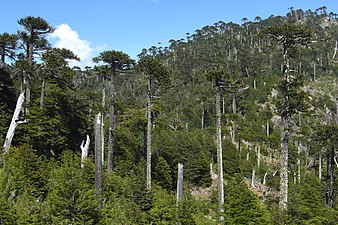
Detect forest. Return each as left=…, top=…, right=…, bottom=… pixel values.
left=0, top=6, right=337, bottom=225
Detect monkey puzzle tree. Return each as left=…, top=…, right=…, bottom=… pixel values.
left=93, top=50, right=134, bottom=173
left=17, top=16, right=54, bottom=63
left=0, top=32, right=18, bottom=68
left=265, top=23, right=313, bottom=211
left=137, top=56, right=169, bottom=192
left=17, top=16, right=54, bottom=109
left=205, top=67, right=244, bottom=219
left=41, top=48, right=79, bottom=109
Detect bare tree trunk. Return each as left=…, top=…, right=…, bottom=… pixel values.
left=232, top=94, right=236, bottom=114
left=319, top=149, right=322, bottom=180
left=297, top=141, right=301, bottom=184
left=101, top=88, right=105, bottom=167
left=146, top=79, right=152, bottom=192
left=216, top=86, right=224, bottom=216
left=201, top=102, right=204, bottom=129
left=80, top=135, right=90, bottom=168
left=95, top=113, right=102, bottom=208
left=257, top=145, right=261, bottom=170
left=3, top=92, right=27, bottom=153
left=313, top=61, right=316, bottom=82
left=107, top=75, right=116, bottom=173
left=40, top=78, right=45, bottom=109
left=176, top=163, right=184, bottom=205
left=252, top=169, right=256, bottom=188
left=263, top=172, right=268, bottom=185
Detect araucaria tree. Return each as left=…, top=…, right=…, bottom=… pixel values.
left=205, top=67, right=244, bottom=218
left=265, top=24, right=312, bottom=210
left=137, top=56, right=169, bottom=192
left=0, top=32, right=18, bottom=68
left=93, top=50, right=134, bottom=173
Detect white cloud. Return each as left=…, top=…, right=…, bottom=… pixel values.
left=150, top=0, right=159, bottom=4
left=49, top=23, right=104, bottom=68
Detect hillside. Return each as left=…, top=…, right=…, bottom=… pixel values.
left=0, top=7, right=337, bottom=224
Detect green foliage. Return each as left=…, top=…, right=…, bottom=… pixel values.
left=1, top=9, right=338, bottom=224
left=45, top=151, right=99, bottom=224
left=287, top=173, right=338, bottom=225
left=223, top=178, right=271, bottom=225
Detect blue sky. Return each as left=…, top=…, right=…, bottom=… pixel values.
left=1, top=0, right=338, bottom=67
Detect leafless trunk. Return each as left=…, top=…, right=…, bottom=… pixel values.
left=107, top=74, right=116, bottom=173
left=313, top=61, right=316, bottom=81
left=176, top=163, right=184, bottom=205
left=263, top=172, right=268, bottom=185
left=95, top=113, right=102, bottom=207
left=257, top=145, right=261, bottom=170
left=267, top=120, right=270, bottom=136
left=297, top=141, right=301, bottom=184
left=3, top=92, right=27, bottom=153
left=232, top=94, right=236, bottom=114
left=280, top=46, right=291, bottom=211
left=215, top=85, right=224, bottom=215
left=146, top=79, right=152, bottom=192
left=80, top=135, right=90, bottom=168
left=319, top=149, right=322, bottom=180
left=201, top=102, right=204, bottom=129
left=251, top=169, right=256, bottom=188
left=101, top=88, right=105, bottom=167
left=40, top=78, right=45, bottom=109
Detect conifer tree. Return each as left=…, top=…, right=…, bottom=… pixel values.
left=205, top=67, right=244, bottom=218
left=137, top=56, right=169, bottom=191
left=265, top=23, right=313, bottom=210
left=93, top=50, right=134, bottom=173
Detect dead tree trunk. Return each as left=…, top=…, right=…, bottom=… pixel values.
left=176, top=163, right=184, bottom=205
left=95, top=113, right=103, bottom=208
left=80, top=135, right=90, bottom=168
left=146, top=79, right=152, bottom=192
left=40, top=78, right=45, bottom=110
left=215, top=85, right=224, bottom=216
left=3, top=92, right=27, bottom=154
left=101, top=88, right=105, bottom=167
left=107, top=74, right=116, bottom=174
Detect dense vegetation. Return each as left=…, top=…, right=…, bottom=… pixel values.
left=0, top=6, right=337, bottom=224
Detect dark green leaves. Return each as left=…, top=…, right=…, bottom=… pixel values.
left=92, top=50, right=134, bottom=72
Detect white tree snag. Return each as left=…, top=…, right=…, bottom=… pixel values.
left=332, top=40, right=337, bottom=60
left=176, top=163, right=184, bottom=206
left=101, top=88, right=105, bottom=167
left=257, top=145, right=261, bottom=170
left=215, top=85, right=224, bottom=216
left=80, top=135, right=90, bottom=168
left=146, top=79, right=152, bottom=192
left=3, top=91, right=27, bottom=154
left=263, top=172, right=268, bottom=185
left=94, top=113, right=102, bottom=207
left=251, top=169, right=256, bottom=188
left=319, top=150, right=322, bottom=180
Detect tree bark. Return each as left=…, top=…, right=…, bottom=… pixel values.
left=215, top=85, right=224, bottom=215
left=95, top=113, right=102, bottom=208
left=279, top=44, right=290, bottom=211
left=146, top=79, right=152, bottom=192
left=3, top=92, right=27, bottom=153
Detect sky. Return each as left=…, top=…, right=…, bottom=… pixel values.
left=1, top=0, right=338, bottom=67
